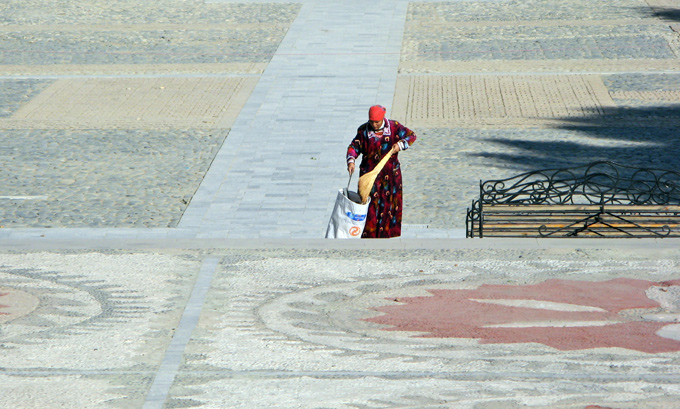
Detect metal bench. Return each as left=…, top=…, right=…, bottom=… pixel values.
left=466, top=161, right=680, bottom=238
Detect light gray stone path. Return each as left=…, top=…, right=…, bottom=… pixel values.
left=178, top=0, right=411, bottom=238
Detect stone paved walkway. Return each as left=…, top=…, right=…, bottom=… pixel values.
left=178, top=0, right=410, bottom=238
left=1, top=1, right=680, bottom=408
left=0, top=0, right=679, bottom=238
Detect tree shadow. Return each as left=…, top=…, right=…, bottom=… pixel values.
left=470, top=105, right=680, bottom=173
left=635, top=5, right=680, bottom=22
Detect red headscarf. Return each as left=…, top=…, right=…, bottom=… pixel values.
left=368, top=105, right=386, bottom=121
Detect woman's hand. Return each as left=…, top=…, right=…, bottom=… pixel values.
left=391, top=143, right=401, bottom=154
left=348, top=162, right=355, bottom=175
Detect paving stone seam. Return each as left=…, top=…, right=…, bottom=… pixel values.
left=0, top=23, right=293, bottom=32
left=0, top=63, right=268, bottom=76
left=406, top=18, right=672, bottom=28
left=142, top=256, right=220, bottom=409
left=0, top=73, right=263, bottom=80
left=1, top=237, right=679, bottom=250
left=399, top=60, right=680, bottom=73
left=2, top=369, right=678, bottom=382
left=397, top=70, right=680, bottom=76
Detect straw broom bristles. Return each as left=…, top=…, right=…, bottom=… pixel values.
left=358, top=148, right=395, bottom=204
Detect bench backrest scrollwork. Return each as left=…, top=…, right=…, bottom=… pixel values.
left=466, top=161, right=680, bottom=238
left=479, top=161, right=680, bottom=206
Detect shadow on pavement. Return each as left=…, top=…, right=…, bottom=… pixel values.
left=471, top=105, right=680, bottom=171
left=637, top=5, right=680, bottom=22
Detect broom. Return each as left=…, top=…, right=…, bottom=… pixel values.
left=358, top=147, right=396, bottom=204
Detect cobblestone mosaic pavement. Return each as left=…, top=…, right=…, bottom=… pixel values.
left=0, top=0, right=676, bottom=233
left=0, top=128, right=224, bottom=227
left=2, top=76, right=257, bottom=129
left=1, top=246, right=679, bottom=408
left=1, top=2, right=680, bottom=407
left=395, top=0, right=680, bottom=230
left=0, top=0, right=299, bottom=230
left=401, top=123, right=680, bottom=229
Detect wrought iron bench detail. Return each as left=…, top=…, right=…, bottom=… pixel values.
left=466, top=161, right=680, bottom=238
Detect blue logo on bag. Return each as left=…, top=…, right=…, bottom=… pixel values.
left=346, top=211, right=366, bottom=222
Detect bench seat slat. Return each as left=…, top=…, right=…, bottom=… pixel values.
left=473, top=204, right=680, bottom=237
left=483, top=217, right=680, bottom=224
left=483, top=222, right=680, bottom=228
left=482, top=204, right=680, bottom=212
left=479, top=231, right=671, bottom=238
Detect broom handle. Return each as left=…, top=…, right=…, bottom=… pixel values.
left=358, top=145, right=398, bottom=204
left=370, top=147, right=395, bottom=176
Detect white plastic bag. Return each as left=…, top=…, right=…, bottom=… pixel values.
left=325, top=189, right=371, bottom=238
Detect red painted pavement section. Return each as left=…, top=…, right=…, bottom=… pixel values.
left=367, top=278, right=680, bottom=353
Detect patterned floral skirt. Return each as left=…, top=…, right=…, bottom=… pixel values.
left=361, top=161, right=402, bottom=239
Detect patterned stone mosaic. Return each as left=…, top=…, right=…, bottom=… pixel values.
left=404, top=25, right=676, bottom=62
left=604, top=73, right=680, bottom=106
left=3, top=76, right=258, bottom=129
left=0, top=251, right=202, bottom=409
left=0, top=79, right=52, bottom=118
left=0, top=28, right=291, bottom=65
left=400, top=125, right=680, bottom=228
left=392, top=74, right=615, bottom=127
left=0, top=1, right=301, bottom=25
left=0, top=129, right=225, bottom=228
left=0, top=2, right=301, bottom=66
left=406, top=0, right=658, bottom=23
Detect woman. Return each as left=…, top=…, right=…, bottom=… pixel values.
left=346, top=105, right=417, bottom=238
